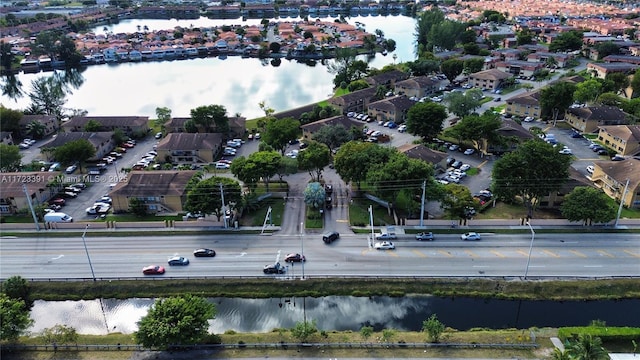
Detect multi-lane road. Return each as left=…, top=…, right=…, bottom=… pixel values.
left=1, top=232, right=638, bottom=279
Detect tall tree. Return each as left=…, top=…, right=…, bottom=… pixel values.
left=190, top=105, right=229, bottom=134
left=52, top=139, right=96, bottom=172
left=492, top=140, right=572, bottom=217
left=0, top=106, right=23, bottom=137
left=548, top=30, right=584, bottom=52
left=312, top=124, right=353, bottom=152
left=25, top=120, right=46, bottom=139
left=0, top=144, right=22, bottom=172
left=0, top=293, right=33, bottom=342
left=2, top=276, right=33, bottom=310
left=155, top=106, right=172, bottom=128
left=334, top=141, right=394, bottom=190
left=440, top=183, right=476, bottom=224
left=366, top=151, right=434, bottom=202
left=405, top=102, right=448, bottom=141
left=561, top=187, right=617, bottom=225
left=27, top=76, right=67, bottom=119
left=440, top=59, right=464, bottom=82
left=574, top=79, right=603, bottom=105
left=303, top=182, right=326, bottom=209
left=84, top=119, right=102, bottom=132
left=231, top=151, right=282, bottom=191
left=444, top=111, right=502, bottom=152
left=184, top=176, right=242, bottom=220
left=445, top=88, right=483, bottom=118
left=414, top=8, right=445, bottom=55
left=540, top=82, right=576, bottom=122
left=134, top=294, right=216, bottom=350
left=297, top=141, right=331, bottom=181
left=262, top=117, right=300, bottom=155
left=422, top=314, right=445, bottom=343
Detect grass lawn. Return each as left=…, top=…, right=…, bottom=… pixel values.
left=240, top=198, right=285, bottom=227
left=349, top=199, right=395, bottom=226
left=474, top=201, right=561, bottom=220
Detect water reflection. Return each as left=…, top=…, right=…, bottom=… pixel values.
left=27, top=296, right=640, bottom=335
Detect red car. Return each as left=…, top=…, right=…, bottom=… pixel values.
left=50, top=198, right=66, bottom=206
left=142, top=265, right=165, bottom=275
left=284, top=253, right=306, bottom=263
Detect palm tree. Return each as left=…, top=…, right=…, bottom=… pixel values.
left=566, top=334, right=609, bottom=360
left=26, top=120, right=46, bottom=139
left=550, top=347, right=571, bottom=360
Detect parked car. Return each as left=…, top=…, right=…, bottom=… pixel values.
left=461, top=232, right=482, bottom=241
left=586, top=165, right=594, bottom=174
left=559, top=148, right=573, bottom=155
left=155, top=132, right=163, bottom=139
left=142, top=265, right=165, bottom=275
left=459, top=164, right=471, bottom=171
left=168, top=256, right=190, bottom=266
left=449, top=144, right=460, bottom=151
left=65, top=164, right=78, bottom=174
left=463, top=149, right=475, bottom=155
left=611, top=155, right=626, bottom=161
left=215, top=162, right=231, bottom=169
left=375, top=232, right=397, bottom=240
left=374, top=241, right=396, bottom=250
left=263, top=262, right=286, bottom=274
left=50, top=198, right=66, bottom=206
left=284, top=253, right=306, bottom=263
left=451, top=161, right=462, bottom=169
left=416, top=232, right=435, bottom=241
left=193, top=248, right=216, bottom=257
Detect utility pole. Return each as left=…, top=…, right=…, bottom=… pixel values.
left=300, top=222, right=305, bottom=280
left=81, top=224, right=96, bottom=281
left=614, top=179, right=630, bottom=228
left=23, top=184, right=40, bottom=231
left=220, top=183, right=227, bottom=228
left=368, top=205, right=375, bottom=248
left=419, top=180, right=426, bottom=227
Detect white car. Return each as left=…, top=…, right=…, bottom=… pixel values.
left=559, top=148, right=572, bottom=155
left=449, top=144, right=460, bottom=151
left=374, top=241, right=395, bottom=250
left=463, top=149, right=475, bottom=155
left=215, top=162, right=230, bottom=169
left=523, top=116, right=535, bottom=122
left=398, top=124, right=407, bottom=132
left=461, top=232, right=481, bottom=241
left=586, top=165, right=594, bottom=174
left=459, top=164, right=471, bottom=171
left=375, top=232, right=397, bottom=240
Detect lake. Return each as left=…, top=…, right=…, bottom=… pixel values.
left=28, top=296, right=640, bottom=335
left=0, top=15, right=417, bottom=119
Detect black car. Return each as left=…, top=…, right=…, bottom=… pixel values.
left=263, top=262, right=286, bottom=274
left=597, top=149, right=608, bottom=155
left=284, top=253, right=306, bottom=262
left=323, top=231, right=340, bottom=244
left=193, top=248, right=216, bottom=257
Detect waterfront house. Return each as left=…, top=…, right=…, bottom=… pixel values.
left=328, top=87, right=378, bottom=114
left=156, top=133, right=223, bottom=165
left=163, top=116, right=245, bottom=138
left=596, top=125, right=640, bottom=156
left=63, top=116, right=150, bottom=137
left=393, top=76, right=443, bottom=99
left=19, top=114, right=59, bottom=139
left=591, top=158, right=640, bottom=209
left=564, top=106, right=629, bottom=133
left=300, top=115, right=363, bottom=140
left=364, top=70, right=410, bottom=88
left=109, top=171, right=198, bottom=214
left=39, top=132, right=114, bottom=161
left=0, top=171, right=62, bottom=215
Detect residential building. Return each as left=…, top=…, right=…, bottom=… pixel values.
left=327, top=87, right=378, bottom=114
left=596, top=125, right=640, bottom=156
left=393, top=76, right=443, bottom=99
left=19, top=114, right=58, bottom=138
left=538, top=167, right=595, bottom=209
left=505, top=89, right=542, bottom=119
left=300, top=115, right=363, bottom=140
left=564, top=106, right=629, bottom=133
left=164, top=116, right=246, bottom=138
left=397, top=143, right=448, bottom=173
left=591, top=159, right=640, bottom=209
left=526, top=52, right=570, bottom=68
left=587, top=62, right=639, bottom=79
left=63, top=116, right=150, bottom=137
left=468, top=69, right=512, bottom=90
left=494, top=60, right=544, bottom=78
left=39, top=132, right=114, bottom=161
left=364, top=69, right=410, bottom=88
left=0, top=171, right=62, bottom=215
left=109, top=170, right=198, bottom=214
left=0, top=132, right=15, bottom=145
left=483, top=119, right=535, bottom=155
left=155, top=133, right=223, bottom=164
left=367, top=95, right=416, bottom=124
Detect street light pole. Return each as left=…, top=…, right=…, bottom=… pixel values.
left=300, top=222, right=305, bottom=280
left=81, top=224, right=96, bottom=281
left=524, top=221, right=535, bottom=279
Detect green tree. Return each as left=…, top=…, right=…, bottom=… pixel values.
left=593, top=41, right=620, bottom=60
left=540, top=82, right=576, bottom=122
left=25, top=120, right=46, bottom=139
left=381, top=328, right=396, bottom=342
left=422, top=314, right=445, bottom=343
left=290, top=320, right=318, bottom=342
left=52, top=139, right=96, bottom=172
left=185, top=176, right=242, bottom=220
left=184, top=119, right=198, bottom=133
left=445, top=88, right=483, bottom=118
left=328, top=48, right=370, bottom=88
left=516, top=29, right=533, bottom=46
left=406, top=59, right=441, bottom=76
left=0, top=144, right=22, bottom=172
left=405, top=102, right=448, bottom=141
left=444, top=111, right=502, bottom=152
left=440, top=184, right=476, bottom=225
left=0, top=106, right=23, bottom=136
left=414, top=8, right=445, bottom=55
left=41, top=324, right=78, bottom=346
left=297, top=141, right=331, bottom=181
left=566, top=334, right=609, bottom=360
left=574, top=79, right=603, bottom=104
left=492, top=140, right=572, bottom=217
left=1, top=276, right=33, bottom=310
left=304, top=182, right=326, bottom=209
left=548, top=30, right=584, bottom=53
left=83, top=119, right=102, bottom=132
left=334, top=141, right=394, bottom=190
left=463, top=58, right=484, bottom=74
left=277, top=156, right=298, bottom=181
left=231, top=151, right=281, bottom=191
left=190, top=104, right=229, bottom=133
left=630, top=70, right=640, bottom=96
left=134, top=294, right=216, bottom=350
left=561, top=187, right=617, bottom=225
left=155, top=106, right=172, bottom=128
left=604, top=73, right=629, bottom=95
left=262, top=117, right=300, bottom=155
left=428, top=20, right=466, bottom=51
left=128, top=197, right=147, bottom=216
left=27, top=76, right=67, bottom=118
left=440, top=58, right=464, bottom=82
left=366, top=151, right=434, bottom=202
left=312, top=124, right=353, bottom=152
left=360, top=326, right=374, bottom=341
left=0, top=293, right=33, bottom=342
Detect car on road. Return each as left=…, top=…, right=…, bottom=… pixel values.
left=461, top=232, right=482, bottom=241
left=284, top=253, right=306, bottom=262
left=322, top=231, right=340, bottom=244
left=463, top=148, right=475, bottom=155
left=193, top=248, right=216, bottom=257
left=375, top=232, right=397, bottom=240
left=168, top=256, right=190, bottom=266
left=142, top=265, right=165, bottom=275
left=98, top=196, right=112, bottom=204
left=374, top=241, right=396, bottom=250
left=263, top=262, right=286, bottom=274
left=415, top=232, right=434, bottom=241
